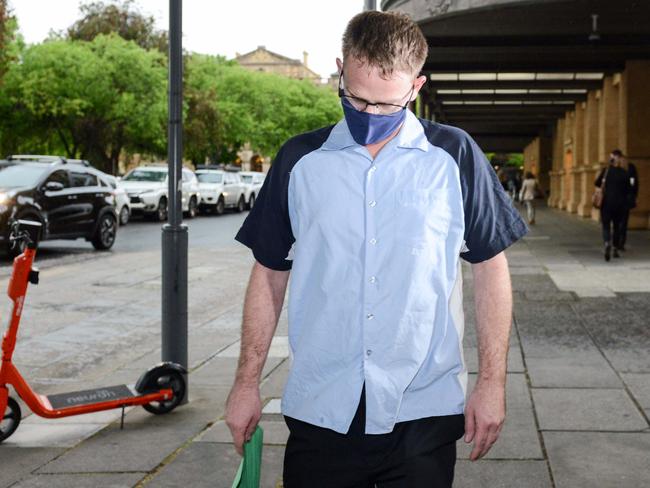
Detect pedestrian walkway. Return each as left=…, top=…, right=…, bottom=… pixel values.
left=1, top=206, right=649, bottom=487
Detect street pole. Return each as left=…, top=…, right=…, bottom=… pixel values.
left=364, top=0, right=377, bottom=11
left=162, top=0, right=188, bottom=402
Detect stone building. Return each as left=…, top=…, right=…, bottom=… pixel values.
left=384, top=0, right=650, bottom=229
left=235, top=46, right=321, bottom=83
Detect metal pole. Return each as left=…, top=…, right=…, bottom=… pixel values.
left=364, top=0, right=376, bottom=11
left=162, top=0, right=188, bottom=402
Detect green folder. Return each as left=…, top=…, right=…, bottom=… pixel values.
left=232, top=426, right=264, bottom=488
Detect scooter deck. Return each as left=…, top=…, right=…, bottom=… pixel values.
left=46, top=384, right=135, bottom=410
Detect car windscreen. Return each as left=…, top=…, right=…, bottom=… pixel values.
left=123, top=169, right=166, bottom=182
left=196, top=173, right=223, bottom=183
left=240, top=175, right=253, bottom=184
left=0, top=165, right=48, bottom=188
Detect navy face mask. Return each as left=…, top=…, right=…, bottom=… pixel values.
left=338, top=70, right=414, bottom=146
left=341, top=97, right=407, bottom=146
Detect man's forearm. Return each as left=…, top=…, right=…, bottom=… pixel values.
left=235, top=261, right=290, bottom=387
left=471, top=252, right=513, bottom=386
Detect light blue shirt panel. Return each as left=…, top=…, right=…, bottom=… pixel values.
left=282, top=111, right=467, bottom=434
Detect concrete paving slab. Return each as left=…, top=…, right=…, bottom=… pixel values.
left=218, top=336, right=289, bottom=359
left=532, top=388, right=648, bottom=431
left=526, top=356, right=623, bottom=388
left=260, top=359, right=290, bottom=399
left=544, top=432, right=650, bottom=488
left=22, top=408, right=125, bottom=425
left=190, top=357, right=283, bottom=388
left=3, top=422, right=107, bottom=448
left=11, top=473, right=146, bottom=488
left=197, top=420, right=289, bottom=446
left=36, top=421, right=204, bottom=473
left=0, top=447, right=65, bottom=488
left=622, top=373, right=650, bottom=409
left=262, top=398, right=282, bottom=415
left=455, top=460, right=552, bottom=488
left=145, top=442, right=285, bottom=488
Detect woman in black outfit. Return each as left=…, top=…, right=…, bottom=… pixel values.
left=595, top=158, right=631, bottom=261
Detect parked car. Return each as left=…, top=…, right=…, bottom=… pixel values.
left=0, top=158, right=118, bottom=256
left=195, top=167, right=246, bottom=215
left=103, top=174, right=131, bottom=225
left=118, top=165, right=200, bottom=221
left=238, top=171, right=266, bottom=210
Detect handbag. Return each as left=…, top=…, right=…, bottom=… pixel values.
left=592, top=167, right=609, bottom=209
left=231, top=426, right=264, bottom=488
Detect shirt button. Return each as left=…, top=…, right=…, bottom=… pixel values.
left=369, top=200, right=377, bottom=207
left=366, top=313, right=374, bottom=320
left=369, top=238, right=377, bottom=245
left=366, top=349, right=373, bottom=356
left=369, top=276, right=377, bottom=283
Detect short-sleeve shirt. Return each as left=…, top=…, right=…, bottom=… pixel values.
left=235, top=110, right=528, bottom=434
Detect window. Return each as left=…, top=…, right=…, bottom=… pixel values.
left=70, top=171, right=98, bottom=187
left=123, top=169, right=167, bottom=182
left=196, top=173, right=223, bottom=184
left=45, top=170, right=70, bottom=188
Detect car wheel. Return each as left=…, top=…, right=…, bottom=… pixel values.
left=248, top=193, right=256, bottom=210
left=185, top=197, right=198, bottom=219
left=91, top=213, right=117, bottom=250
left=119, top=205, right=130, bottom=226
left=156, top=198, right=168, bottom=222
left=236, top=195, right=245, bottom=213
left=215, top=197, right=225, bottom=216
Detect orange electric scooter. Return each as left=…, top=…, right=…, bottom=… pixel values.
left=0, top=220, right=187, bottom=443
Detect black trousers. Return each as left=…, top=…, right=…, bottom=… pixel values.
left=620, top=207, right=630, bottom=248
left=601, top=206, right=626, bottom=249
left=283, top=389, right=465, bottom=488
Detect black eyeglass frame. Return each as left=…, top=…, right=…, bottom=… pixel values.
left=338, top=71, right=415, bottom=114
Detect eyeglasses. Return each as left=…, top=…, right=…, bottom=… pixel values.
left=338, top=71, right=415, bottom=116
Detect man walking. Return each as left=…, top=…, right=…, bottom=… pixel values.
left=226, top=11, right=527, bottom=487
left=610, top=149, right=639, bottom=250
left=596, top=151, right=631, bottom=261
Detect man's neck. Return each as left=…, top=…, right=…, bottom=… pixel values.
left=364, top=123, right=404, bottom=160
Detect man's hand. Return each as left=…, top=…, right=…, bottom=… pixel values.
left=463, top=379, right=506, bottom=461
left=225, top=383, right=262, bottom=456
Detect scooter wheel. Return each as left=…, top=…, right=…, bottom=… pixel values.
left=0, top=397, right=21, bottom=443
left=142, top=370, right=185, bottom=415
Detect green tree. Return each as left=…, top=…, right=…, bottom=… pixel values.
left=4, top=35, right=167, bottom=173
left=66, top=0, right=167, bottom=52
left=183, top=54, right=342, bottom=164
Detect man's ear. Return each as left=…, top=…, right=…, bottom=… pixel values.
left=411, top=74, right=428, bottom=101
left=336, top=58, right=343, bottom=74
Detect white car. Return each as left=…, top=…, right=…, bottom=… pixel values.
left=103, top=174, right=131, bottom=225
left=195, top=168, right=247, bottom=215
left=119, top=165, right=200, bottom=221
left=238, top=171, right=266, bottom=210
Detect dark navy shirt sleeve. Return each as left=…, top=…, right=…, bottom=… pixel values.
left=235, top=125, right=335, bottom=271
left=458, top=134, right=528, bottom=263
left=420, top=119, right=528, bottom=263
left=235, top=144, right=295, bottom=271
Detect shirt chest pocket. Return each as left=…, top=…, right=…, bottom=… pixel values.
left=394, top=189, right=452, bottom=247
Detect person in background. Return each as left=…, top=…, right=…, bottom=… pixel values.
left=519, top=171, right=538, bottom=225
left=611, top=149, right=639, bottom=251
left=595, top=154, right=630, bottom=261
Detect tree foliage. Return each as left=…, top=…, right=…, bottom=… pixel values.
left=66, top=0, right=167, bottom=52
left=2, top=35, right=167, bottom=173
left=0, top=1, right=342, bottom=171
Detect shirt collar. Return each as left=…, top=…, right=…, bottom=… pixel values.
left=321, top=109, right=429, bottom=153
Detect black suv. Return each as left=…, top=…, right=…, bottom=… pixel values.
left=0, top=156, right=118, bottom=256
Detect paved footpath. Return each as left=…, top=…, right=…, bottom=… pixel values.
left=1, top=206, right=649, bottom=487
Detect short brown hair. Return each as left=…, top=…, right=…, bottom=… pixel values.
left=342, top=11, right=428, bottom=78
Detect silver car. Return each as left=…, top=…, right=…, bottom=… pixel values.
left=195, top=169, right=246, bottom=215
left=238, top=171, right=266, bottom=210
left=119, top=165, right=200, bottom=221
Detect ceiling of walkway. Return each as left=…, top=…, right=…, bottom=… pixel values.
left=382, top=0, right=650, bottom=152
